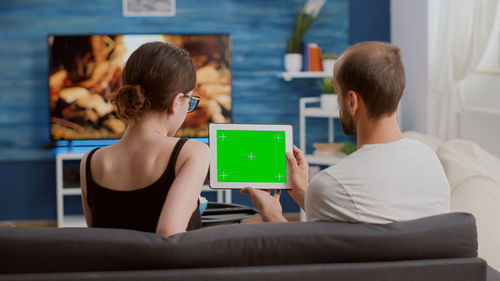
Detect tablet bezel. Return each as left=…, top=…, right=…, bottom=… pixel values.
left=209, top=123, right=293, bottom=189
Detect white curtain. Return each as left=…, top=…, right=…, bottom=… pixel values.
left=428, top=0, right=499, bottom=140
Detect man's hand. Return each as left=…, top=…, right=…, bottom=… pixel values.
left=287, top=146, right=309, bottom=209
left=240, top=188, right=287, bottom=222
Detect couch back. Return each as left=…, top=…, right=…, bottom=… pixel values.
left=0, top=212, right=477, bottom=274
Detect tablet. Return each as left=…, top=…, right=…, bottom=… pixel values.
left=209, top=123, right=293, bottom=189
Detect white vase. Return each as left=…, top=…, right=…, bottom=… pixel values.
left=321, top=93, right=338, bottom=111
left=284, top=53, right=303, bottom=72
left=322, top=59, right=336, bottom=75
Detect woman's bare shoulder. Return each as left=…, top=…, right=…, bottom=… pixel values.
left=181, top=139, right=210, bottom=157
left=174, top=139, right=210, bottom=168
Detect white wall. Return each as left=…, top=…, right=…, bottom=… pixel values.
left=391, top=0, right=429, bottom=133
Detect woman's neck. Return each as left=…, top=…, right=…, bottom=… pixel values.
left=120, top=112, right=175, bottom=144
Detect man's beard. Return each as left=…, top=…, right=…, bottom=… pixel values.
left=339, top=102, right=356, bottom=136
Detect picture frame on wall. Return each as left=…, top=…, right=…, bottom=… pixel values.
left=123, top=0, right=176, bottom=17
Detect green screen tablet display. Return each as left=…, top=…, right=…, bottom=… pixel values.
left=216, top=130, right=286, bottom=183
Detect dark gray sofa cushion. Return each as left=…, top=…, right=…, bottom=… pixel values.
left=0, top=212, right=477, bottom=274
left=0, top=258, right=488, bottom=281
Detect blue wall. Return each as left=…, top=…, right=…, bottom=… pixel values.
left=0, top=0, right=389, bottom=221
left=349, top=0, right=390, bottom=43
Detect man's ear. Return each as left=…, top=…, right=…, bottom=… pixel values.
left=170, top=93, right=185, bottom=114
left=347, top=90, right=359, bottom=116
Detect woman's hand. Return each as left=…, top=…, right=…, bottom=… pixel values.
left=240, top=188, right=287, bottom=222
left=286, top=146, right=309, bottom=209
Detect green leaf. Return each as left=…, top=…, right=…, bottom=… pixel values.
left=340, top=142, right=357, bottom=155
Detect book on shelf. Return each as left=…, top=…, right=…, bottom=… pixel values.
left=303, top=41, right=310, bottom=71
left=302, top=42, right=323, bottom=72
left=308, top=43, right=323, bottom=71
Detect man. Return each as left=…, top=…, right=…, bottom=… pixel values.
left=242, top=41, right=450, bottom=223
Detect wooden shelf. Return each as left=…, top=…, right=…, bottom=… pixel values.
left=280, top=71, right=331, bottom=81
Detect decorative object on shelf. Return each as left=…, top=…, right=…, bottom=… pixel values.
left=320, top=77, right=338, bottom=111
left=285, top=0, right=326, bottom=72
left=322, top=52, right=338, bottom=74
left=199, top=196, right=208, bottom=215
left=284, top=53, right=303, bottom=72
left=303, top=42, right=323, bottom=71
left=339, top=142, right=357, bottom=155
left=320, top=94, right=338, bottom=111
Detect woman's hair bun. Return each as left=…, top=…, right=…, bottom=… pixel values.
left=113, top=41, right=197, bottom=121
left=108, top=84, right=150, bottom=120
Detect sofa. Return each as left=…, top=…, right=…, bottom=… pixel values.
left=404, top=131, right=500, bottom=270
left=1, top=212, right=499, bottom=281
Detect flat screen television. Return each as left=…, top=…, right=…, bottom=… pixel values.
left=49, top=34, right=231, bottom=141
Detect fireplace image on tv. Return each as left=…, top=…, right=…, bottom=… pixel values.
left=49, top=34, right=231, bottom=140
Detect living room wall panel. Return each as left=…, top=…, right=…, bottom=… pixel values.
left=0, top=0, right=389, bottom=220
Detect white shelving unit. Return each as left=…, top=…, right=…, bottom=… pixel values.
left=299, top=97, right=344, bottom=166
left=277, top=67, right=343, bottom=220
left=56, top=152, right=230, bottom=228
left=280, top=71, right=331, bottom=81
left=56, top=153, right=85, bottom=228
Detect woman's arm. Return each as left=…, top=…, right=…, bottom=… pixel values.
left=79, top=151, right=93, bottom=227
left=155, top=140, right=210, bottom=237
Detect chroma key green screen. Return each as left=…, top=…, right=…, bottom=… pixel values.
left=217, top=130, right=286, bottom=183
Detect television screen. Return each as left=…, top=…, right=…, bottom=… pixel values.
left=49, top=34, right=231, bottom=140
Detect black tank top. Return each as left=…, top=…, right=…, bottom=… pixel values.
left=85, top=138, right=201, bottom=233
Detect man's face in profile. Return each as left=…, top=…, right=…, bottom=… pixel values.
left=333, top=59, right=356, bottom=136
left=338, top=93, right=356, bottom=136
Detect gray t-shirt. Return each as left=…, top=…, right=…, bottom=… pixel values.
left=305, top=138, right=451, bottom=223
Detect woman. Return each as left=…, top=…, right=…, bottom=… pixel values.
left=79, top=42, right=210, bottom=237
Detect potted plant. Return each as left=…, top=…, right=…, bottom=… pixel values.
left=322, top=52, right=338, bottom=74
left=285, top=0, right=326, bottom=72
left=320, top=77, right=338, bottom=111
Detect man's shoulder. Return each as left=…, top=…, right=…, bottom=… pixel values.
left=319, top=138, right=441, bottom=181
left=309, top=166, right=344, bottom=194
left=320, top=147, right=369, bottom=176
left=344, top=138, right=437, bottom=161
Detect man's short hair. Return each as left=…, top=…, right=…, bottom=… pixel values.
left=337, top=41, right=405, bottom=119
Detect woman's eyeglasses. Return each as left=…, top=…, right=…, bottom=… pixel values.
left=184, top=94, right=200, bottom=113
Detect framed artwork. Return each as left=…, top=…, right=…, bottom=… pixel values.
left=123, top=0, right=176, bottom=17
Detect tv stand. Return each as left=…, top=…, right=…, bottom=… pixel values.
left=56, top=152, right=230, bottom=228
